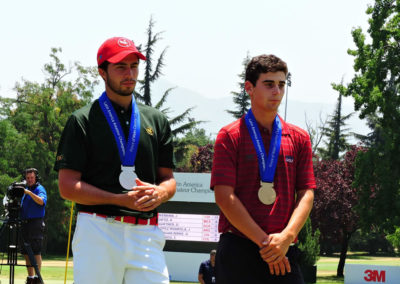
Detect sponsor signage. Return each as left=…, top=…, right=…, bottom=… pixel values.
left=170, top=172, right=214, bottom=202
left=345, top=264, right=400, bottom=283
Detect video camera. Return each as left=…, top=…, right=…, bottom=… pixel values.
left=3, top=181, right=26, bottom=219
left=7, top=181, right=25, bottom=200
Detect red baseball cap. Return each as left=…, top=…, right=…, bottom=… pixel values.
left=97, top=37, right=146, bottom=66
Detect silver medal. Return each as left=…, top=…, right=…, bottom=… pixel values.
left=119, top=166, right=138, bottom=190
left=258, top=182, right=276, bottom=205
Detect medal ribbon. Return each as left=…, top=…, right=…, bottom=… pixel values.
left=99, top=92, right=140, bottom=166
left=245, top=109, right=282, bottom=182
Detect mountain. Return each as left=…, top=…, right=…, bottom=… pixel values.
left=150, top=79, right=370, bottom=142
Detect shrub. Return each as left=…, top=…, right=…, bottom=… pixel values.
left=298, top=218, right=320, bottom=267
left=386, top=226, right=400, bottom=252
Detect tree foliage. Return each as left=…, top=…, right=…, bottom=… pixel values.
left=305, top=112, right=327, bottom=156
left=318, top=86, right=353, bottom=160
left=349, top=229, right=394, bottom=254
left=136, top=17, right=202, bottom=136
left=386, top=226, right=400, bottom=251
left=312, top=146, right=365, bottom=276
left=352, top=113, right=385, bottom=147
left=174, top=128, right=214, bottom=172
left=297, top=218, right=320, bottom=267
left=136, top=16, right=167, bottom=106
left=190, top=144, right=213, bottom=173
left=226, top=54, right=251, bottom=119
left=0, top=48, right=99, bottom=253
left=340, top=0, right=400, bottom=233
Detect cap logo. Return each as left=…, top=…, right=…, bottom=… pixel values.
left=117, top=38, right=132, bottom=48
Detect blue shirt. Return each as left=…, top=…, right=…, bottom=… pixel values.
left=21, top=183, right=47, bottom=219
left=199, top=259, right=216, bottom=284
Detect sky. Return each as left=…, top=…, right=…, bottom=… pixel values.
left=1, top=0, right=373, bottom=107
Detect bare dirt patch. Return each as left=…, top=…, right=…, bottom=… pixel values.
left=42, top=260, right=73, bottom=267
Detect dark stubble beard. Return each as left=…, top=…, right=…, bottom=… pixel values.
left=106, top=73, right=135, bottom=97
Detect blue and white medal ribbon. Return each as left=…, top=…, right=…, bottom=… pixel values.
left=245, top=109, right=282, bottom=204
left=99, top=92, right=141, bottom=189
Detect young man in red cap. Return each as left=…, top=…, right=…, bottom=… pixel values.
left=211, top=54, right=315, bottom=283
left=55, top=37, right=176, bottom=284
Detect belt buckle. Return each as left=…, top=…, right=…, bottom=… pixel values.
left=106, top=216, right=116, bottom=223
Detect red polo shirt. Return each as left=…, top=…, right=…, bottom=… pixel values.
left=210, top=115, right=316, bottom=238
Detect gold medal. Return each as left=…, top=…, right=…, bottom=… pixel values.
left=258, top=182, right=276, bottom=205
left=119, top=166, right=137, bottom=190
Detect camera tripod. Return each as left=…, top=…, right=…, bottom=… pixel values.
left=0, top=217, right=43, bottom=284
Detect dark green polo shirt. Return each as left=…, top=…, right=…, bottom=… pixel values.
left=54, top=98, right=174, bottom=217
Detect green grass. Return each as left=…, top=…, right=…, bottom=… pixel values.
left=0, top=265, right=73, bottom=281
left=313, top=275, right=344, bottom=284
left=0, top=253, right=398, bottom=283
left=310, top=252, right=400, bottom=284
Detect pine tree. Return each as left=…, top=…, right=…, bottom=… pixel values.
left=136, top=17, right=202, bottom=136
left=318, top=85, right=353, bottom=160
left=226, top=54, right=251, bottom=119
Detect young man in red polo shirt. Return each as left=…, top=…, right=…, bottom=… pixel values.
left=211, top=54, right=315, bottom=284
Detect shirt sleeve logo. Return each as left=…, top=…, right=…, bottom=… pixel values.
left=285, top=156, right=294, bottom=163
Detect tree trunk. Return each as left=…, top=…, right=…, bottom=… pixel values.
left=337, top=232, right=351, bottom=277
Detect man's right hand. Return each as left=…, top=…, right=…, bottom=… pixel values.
left=121, top=185, right=155, bottom=211
left=258, top=236, right=291, bottom=275
left=267, top=257, right=291, bottom=276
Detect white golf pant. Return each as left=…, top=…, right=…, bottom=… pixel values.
left=72, top=212, right=169, bottom=284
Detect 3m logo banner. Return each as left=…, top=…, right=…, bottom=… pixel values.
left=364, top=269, right=385, bottom=282
left=345, top=264, right=400, bottom=283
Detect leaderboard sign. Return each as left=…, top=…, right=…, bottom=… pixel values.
left=159, top=213, right=219, bottom=242
left=158, top=172, right=220, bottom=253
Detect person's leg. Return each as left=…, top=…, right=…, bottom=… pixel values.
left=21, top=221, right=34, bottom=280
left=25, top=238, right=43, bottom=284
left=257, top=246, right=305, bottom=284
left=34, top=254, right=42, bottom=271
left=23, top=239, right=41, bottom=277
left=31, top=256, right=42, bottom=284
left=72, top=213, right=125, bottom=284
left=22, top=219, right=45, bottom=280
left=123, top=225, right=169, bottom=284
left=216, top=233, right=270, bottom=284
left=23, top=254, right=35, bottom=276
left=277, top=246, right=305, bottom=284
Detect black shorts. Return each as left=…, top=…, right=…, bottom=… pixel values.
left=216, top=233, right=304, bottom=284
left=20, top=218, right=45, bottom=255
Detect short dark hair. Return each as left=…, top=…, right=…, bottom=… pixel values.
left=98, top=60, right=110, bottom=72
left=245, top=54, right=288, bottom=86
left=24, top=168, right=40, bottom=183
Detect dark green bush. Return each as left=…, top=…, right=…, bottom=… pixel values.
left=298, top=218, right=320, bottom=266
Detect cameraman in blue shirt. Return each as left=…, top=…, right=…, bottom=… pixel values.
left=20, top=168, right=47, bottom=284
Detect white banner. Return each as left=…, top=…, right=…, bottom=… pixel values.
left=345, top=264, right=400, bottom=284
left=171, top=172, right=214, bottom=203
